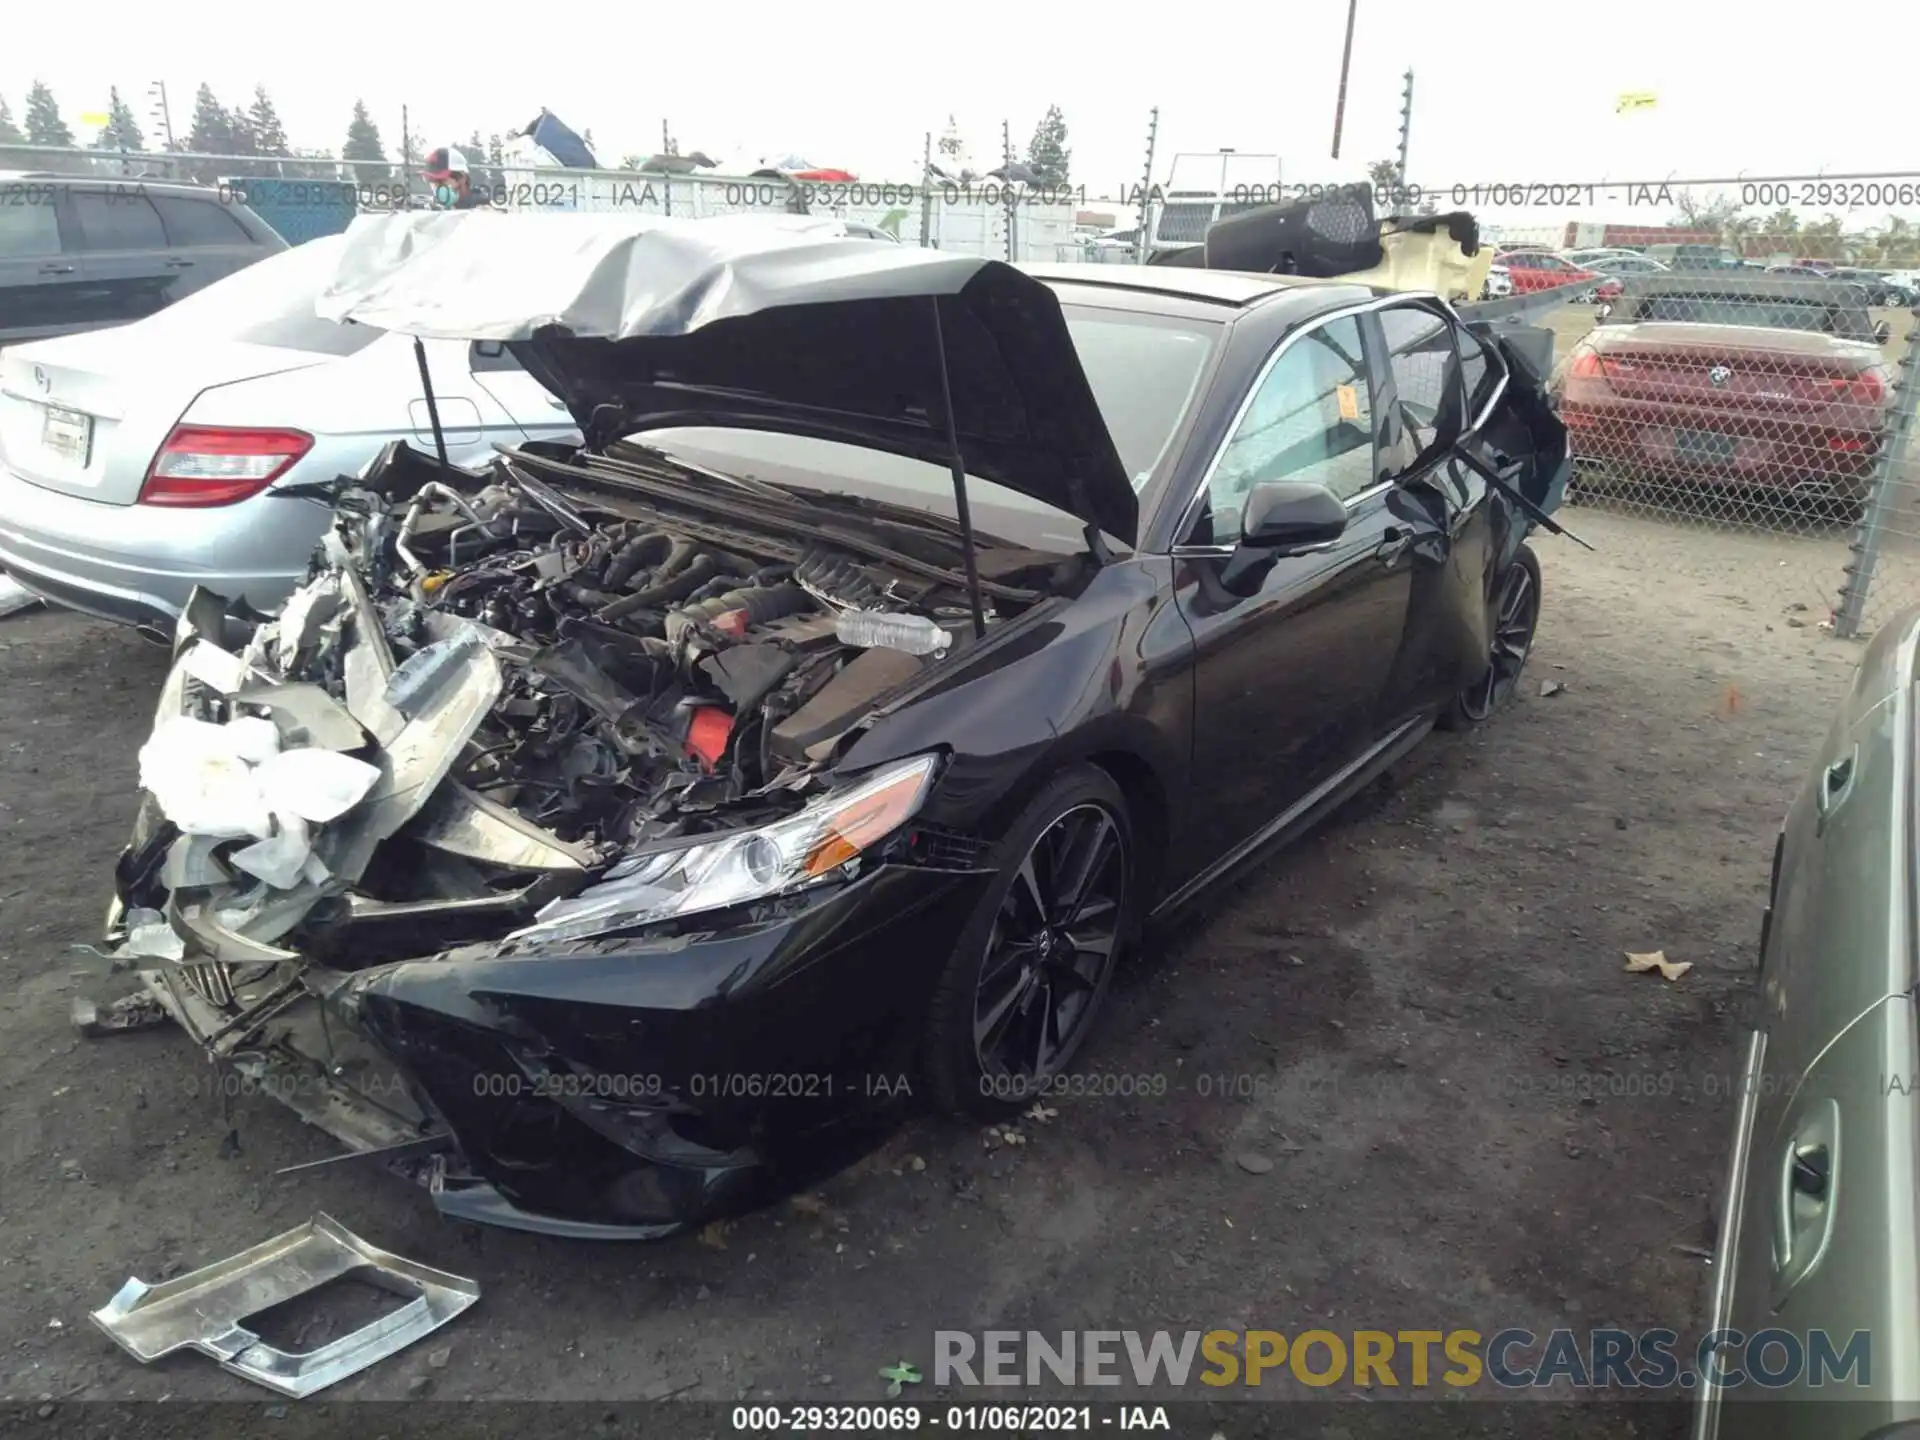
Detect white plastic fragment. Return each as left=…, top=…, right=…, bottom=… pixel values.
left=223, top=716, right=283, bottom=765
left=120, top=907, right=186, bottom=962
left=137, top=718, right=275, bottom=839
left=254, top=747, right=380, bottom=824
left=0, top=573, right=45, bottom=618
left=136, top=715, right=376, bottom=840
left=181, top=640, right=248, bottom=695
left=230, top=812, right=314, bottom=891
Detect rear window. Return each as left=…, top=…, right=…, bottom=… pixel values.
left=0, top=190, right=62, bottom=258
left=71, top=190, right=167, bottom=250
left=1625, top=292, right=1872, bottom=339
left=152, top=194, right=254, bottom=247
left=138, top=236, right=381, bottom=357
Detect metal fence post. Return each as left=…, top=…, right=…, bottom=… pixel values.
left=1834, top=310, right=1920, bottom=637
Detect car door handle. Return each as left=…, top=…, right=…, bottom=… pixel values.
left=164, top=258, right=195, bottom=268
left=38, top=263, right=75, bottom=275
left=1814, top=747, right=1856, bottom=834
left=1770, top=1100, right=1839, bottom=1306
left=1375, top=526, right=1414, bottom=566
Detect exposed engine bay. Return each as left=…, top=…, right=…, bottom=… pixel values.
left=109, top=438, right=1084, bottom=989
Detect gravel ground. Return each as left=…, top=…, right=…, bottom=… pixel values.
left=0, top=508, right=1868, bottom=1432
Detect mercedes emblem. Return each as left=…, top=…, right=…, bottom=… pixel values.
left=1708, top=365, right=1732, bottom=387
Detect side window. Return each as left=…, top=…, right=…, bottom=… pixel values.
left=0, top=190, right=64, bottom=258
left=71, top=191, right=167, bottom=250
left=1378, top=306, right=1462, bottom=471
left=151, top=195, right=252, bottom=246
left=1191, top=314, right=1376, bottom=543
left=1455, top=325, right=1500, bottom=427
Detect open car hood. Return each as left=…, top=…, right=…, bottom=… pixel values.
left=315, top=211, right=1138, bottom=545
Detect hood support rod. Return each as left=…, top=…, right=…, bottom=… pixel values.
left=412, top=335, right=452, bottom=469
left=927, top=296, right=988, bottom=640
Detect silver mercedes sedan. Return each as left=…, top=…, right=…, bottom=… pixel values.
left=0, top=233, right=578, bottom=636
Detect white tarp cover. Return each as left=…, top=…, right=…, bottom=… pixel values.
left=312, top=210, right=995, bottom=342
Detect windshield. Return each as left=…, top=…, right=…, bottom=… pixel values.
left=135, top=236, right=382, bottom=358
left=619, top=304, right=1219, bottom=553
left=1057, top=306, right=1217, bottom=486
left=1627, top=293, right=1872, bottom=338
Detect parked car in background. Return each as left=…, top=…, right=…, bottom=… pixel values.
left=1554, top=272, right=1894, bottom=518
left=0, top=175, right=286, bottom=349
left=0, top=234, right=579, bottom=635
left=1481, top=262, right=1513, bottom=299
left=1827, top=267, right=1915, bottom=307
left=1499, top=249, right=1603, bottom=298
left=1693, top=605, right=1920, bottom=1439
left=1582, top=253, right=1670, bottom=278
left=1644, top=243, right=1751, bottom=272
left=1564, top=247, right=1650, bottom=269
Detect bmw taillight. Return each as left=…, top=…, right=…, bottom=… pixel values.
left=139, top=425, right=313, bottom=507
left=1829, top=370, right=1887, bottom=407
left=1569, top=350, right=1603, bottom=379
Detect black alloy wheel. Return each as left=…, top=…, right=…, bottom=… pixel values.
left=924, top=766, right=1136, bottom=1118
left=1444, top=543, right=1542, bottom=728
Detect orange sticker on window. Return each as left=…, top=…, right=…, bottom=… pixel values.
left=1335, top=383, right=1361, bottom=421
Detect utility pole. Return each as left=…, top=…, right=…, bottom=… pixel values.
left=148, top=80, right=175, bottom=151
left=1395, top=68, right=1414, bottom=214
left=1001, top=118, right=1015, bottom=261
left=919, top=131, right=935, bottom=248
left=1330, top=0, right=1359, bottom=158
left=1136, top=106, right=1159, bottom=260
left=401, top=105, right=412, bottom=198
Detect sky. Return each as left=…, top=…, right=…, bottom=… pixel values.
left=4, top=0, right=1914, bottom=224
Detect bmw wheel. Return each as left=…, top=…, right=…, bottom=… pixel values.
left=924, top=765, right=1136, bottom=1118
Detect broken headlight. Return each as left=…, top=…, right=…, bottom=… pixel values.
left=509, top=753, right=942, bottom=945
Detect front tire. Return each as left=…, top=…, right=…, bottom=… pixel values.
left=923, top=765, right=1137, bottom=1119
left=1439, top=543, right=1543, bottom=730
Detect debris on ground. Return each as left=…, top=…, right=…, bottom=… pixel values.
left=1624, top=949, right=1692, bottom=982
left=89, top=1213, right=479, bottom=1398
left=880, top=1361, right=922, bottom=1397
left=0, top=574, right=42, bottom=619
left=1235, top=1152, right=1275, bottom=1175
left=1539, top=680, right=1566, bottom=697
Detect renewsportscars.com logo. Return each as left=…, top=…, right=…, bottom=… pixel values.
left=934, top=1328, right=1871, bottom=1391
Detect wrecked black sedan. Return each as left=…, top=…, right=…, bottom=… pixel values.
left=102, top=212, right=1568, bottom=1238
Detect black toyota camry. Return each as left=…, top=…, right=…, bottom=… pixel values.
left=104, top=211, right=1567, bottom=1238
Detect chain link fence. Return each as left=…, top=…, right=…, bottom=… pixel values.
left=1542, top=251, right=1920, bottom=634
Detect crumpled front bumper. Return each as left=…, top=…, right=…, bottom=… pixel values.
left=143, top=859, right=992, bottom=1238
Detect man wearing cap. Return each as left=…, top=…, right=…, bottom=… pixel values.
left=422, top=147, right=491, bottom=210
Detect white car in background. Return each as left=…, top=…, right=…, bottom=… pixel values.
left=0, top=234, right=580, bottom=637
left=1481, top=263, right=1514, bottom=299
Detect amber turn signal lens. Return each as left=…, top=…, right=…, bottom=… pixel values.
left=803, top=769, right=930, bottom=877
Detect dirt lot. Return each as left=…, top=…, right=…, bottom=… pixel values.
left=0, top=507, right=1868, bottom=1430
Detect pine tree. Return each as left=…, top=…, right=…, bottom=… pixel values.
left=24, top=81, right=74, bottom=147
left=0, top=95, right=24, bottom=145
left=95, top=86, right=145, bottom=151
left=342, top=100, right=385, bottom=163
left=228, top=105, right=258, bottom=156
left=247, top=86, right=290, bottom=156
left=936, top=115, right=965, bottom=164
left=1024, top=105, right=1069, bottom=188
left=186, top=83, right=234, bottom=154
left=486, top=133, right=504, bottom=167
